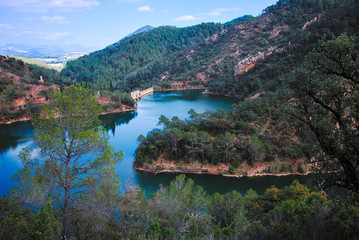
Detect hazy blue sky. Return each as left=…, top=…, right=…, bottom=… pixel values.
left=0, top=0, right=278, bottom=50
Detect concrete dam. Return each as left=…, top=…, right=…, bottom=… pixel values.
left=130, top=87, right=154, bottom=100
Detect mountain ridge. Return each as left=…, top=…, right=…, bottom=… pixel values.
left=60, top=0, right=358, bottom=98
left=126, top=25, right=155, bottom=38
left=110, top=25, right=155, bottom=48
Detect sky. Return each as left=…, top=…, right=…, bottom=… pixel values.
left=0, top=0, right=278, bottom=50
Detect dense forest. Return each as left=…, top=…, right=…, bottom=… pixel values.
left=60, top=21, right=229, bottom=91
left=134, top=103, right=307, bottom=176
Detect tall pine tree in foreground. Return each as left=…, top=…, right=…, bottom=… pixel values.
left=16, top=85, right=123, bottom=239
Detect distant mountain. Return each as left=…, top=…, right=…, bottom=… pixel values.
left=111, top=25, right=155, bottom=47
left=0, top=44, right=95, bottom=58
left=127, top=25, right=154, bottom=38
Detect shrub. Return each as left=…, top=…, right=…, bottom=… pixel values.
left=229, top=166, right=236, bottom=174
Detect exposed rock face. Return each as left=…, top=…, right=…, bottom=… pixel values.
left=245, top=91, right=265, bottom=100
left=302, top=15, right=322, bottom=30
left=205, top=29, right=227, bottom=45
left=205, top=33, right=219, bottom=44
left=160, top=71, right=169, bottom=81
left=233, top=46, right=279, bottom=76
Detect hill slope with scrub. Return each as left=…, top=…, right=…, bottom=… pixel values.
left=61, top=0, right=357, bottom=97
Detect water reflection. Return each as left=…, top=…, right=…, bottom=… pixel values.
left=151, top=90, right=238, bottom=103
left=100, top=111, right=138, bottom=136
left=0, top=91, right=313, bottom=197
left=134, top=171, right=316, bottom=196
left=0, top=121, right=34, bottom=153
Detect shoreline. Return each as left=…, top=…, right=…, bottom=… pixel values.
left=154, top=88, right=242, bottom=100
left=100, top=107, right=137, bottom=116
left=202, top=90, right=241, bottom=99
left=133, top=163, right=311, bottom=179
left=0, top=106, right=137, bottom=125
left=0, top=117, right=31, bottom=125
left=154, top=87, right=206, bottom=92
left=1, top=89, right=236, bottom=125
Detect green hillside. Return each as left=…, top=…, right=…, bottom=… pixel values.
left=60, top=18, right=250, bottom=91
left=61, top=0, right=358, bottom=97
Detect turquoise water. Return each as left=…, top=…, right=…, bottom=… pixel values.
left=0, top=90, right=312, bottom=196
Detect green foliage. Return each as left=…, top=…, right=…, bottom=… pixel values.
left=229, top=166, right=236, bottom=174
left=4, top=172, right=359, bottom=239
left=32, top=203, right=61, bottom=240
left=0, top=55, right=69, bottom=86
left=0, top=55, right=71, bottom=122
left=61, top=22, right=226, bottom=91
left=148, top=222, right=176, bottom=240
left=288, top=34, right=359, bottom=193
left=16, top=85, right=123, bottom=239
left=247, top=139, right=266, bottom=164
left=244, top=187, right=358, bottom=240
left=135, top=1, right=359, bottom=187
left=0, top=196, right=32, bottom=239
left=332, top=205, right=359, bottom=239
left=150, top=175, right=211, bottom=238
left=89, top=176, right=359, bottom=238
left=4, top=1, right=359, bottom=238
left=27, top=63, right=69, bottom=85
left=218, top=132, right=236, bottom=166
left=135, top=100, right=301, bottom=170
left=0, top=196, right=61, bottom=240
left=205, top=0, right=358, bottom=98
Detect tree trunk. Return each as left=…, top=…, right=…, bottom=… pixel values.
left=174, top=140, right=178, bottom=162
left=201, top=145, right=204, bottom=164
left=62, top=159, right=70, bottom=239
left=62, top=187, right=69, bottom=239
left=225, top=146, right=229, bottom=166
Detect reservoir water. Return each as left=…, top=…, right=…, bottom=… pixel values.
left=0, top=90, right=312, bottom=196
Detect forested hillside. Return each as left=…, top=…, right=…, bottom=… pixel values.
left=60, top=17, right=250, bottom=91
left=61, top=0, right=357, bottom=97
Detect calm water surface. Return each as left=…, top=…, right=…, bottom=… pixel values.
left=0, top=90, right=313, bottom=196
